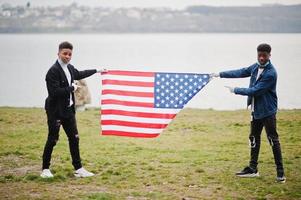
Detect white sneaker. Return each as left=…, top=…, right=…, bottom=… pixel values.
left=74, top=167, right=94, bottom=178
left=40, top=169, right=54, bottom=178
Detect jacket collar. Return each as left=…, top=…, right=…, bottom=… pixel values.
left=55, top=60, right=73, bottom=83
left=58, top=58, right=69, bottom=69
left=256, top=60, right=271, bottom=69
left=254, top=61, right=272, bottom=84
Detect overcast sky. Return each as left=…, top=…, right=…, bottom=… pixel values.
left=1, top=0, right=301, bottom=9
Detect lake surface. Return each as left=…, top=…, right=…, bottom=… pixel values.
left=0, top=33, right=300, bottom=110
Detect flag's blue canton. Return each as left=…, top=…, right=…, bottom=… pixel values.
left=154, top=73, right=210, bottom=108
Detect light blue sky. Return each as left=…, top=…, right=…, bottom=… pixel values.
left=1, top=0, right=301, bottom=9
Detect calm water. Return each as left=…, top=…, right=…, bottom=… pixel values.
left=0, top=33, right=300, bottom=110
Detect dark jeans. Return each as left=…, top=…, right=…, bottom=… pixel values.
left=42, top=108, right=82, bottom=170
left=249, top=113, right=284, bottom=176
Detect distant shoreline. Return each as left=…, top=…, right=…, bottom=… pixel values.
left=1, top=4, right=300, bottom=33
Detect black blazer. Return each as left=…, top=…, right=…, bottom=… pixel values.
left=45, top=60, right=96, bottom=118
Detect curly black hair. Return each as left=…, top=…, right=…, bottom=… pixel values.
left=59, top=41, right=73, bottom=51
left=257, top=43, right=271, bottom=53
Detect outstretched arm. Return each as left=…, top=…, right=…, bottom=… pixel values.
left=210, top=65, right=253, bottom=79
left=234, top=74, right=275, bottom=97
left=219, top=65, right=253, bottom=78
left=72, top=67, right=97, bottom=80
left=72, top=67, right=108, bottom=80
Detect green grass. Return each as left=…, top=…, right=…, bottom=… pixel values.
left=0, top=107, right=300, bottom=199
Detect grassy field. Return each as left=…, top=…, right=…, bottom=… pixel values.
left=0, top=107, right=300, bottom=200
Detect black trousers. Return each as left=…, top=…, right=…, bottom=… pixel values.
left=42, top=108, right=82, bottom=170
left=249, top=114, right=284, bottom=176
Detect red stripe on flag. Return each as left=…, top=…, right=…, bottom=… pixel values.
left=101, top=109, right=176, bottom=119
left=102, top=89, right=154, bottom=97
left=102, top=79, right=154, bottom=87
left=101, top=99, right=154, bottom=107
left=102, top=120, right=168, bottom=129
left=102, top=130, right=159, bottom=138
left=108, top=70, right=154, bottom=77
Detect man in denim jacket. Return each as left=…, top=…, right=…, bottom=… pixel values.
left=211, top=44, right=285, bottom=183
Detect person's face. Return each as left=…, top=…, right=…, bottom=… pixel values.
left=58, top=48, right=72, bottom=64
left=257, top=51, right=271, bottom=65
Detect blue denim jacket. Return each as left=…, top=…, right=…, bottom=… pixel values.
left=220, top=62, right=278, bottom=119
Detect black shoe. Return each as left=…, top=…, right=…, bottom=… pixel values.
left=276, top=176, right=286, bottom=183
left=235, top=166, right=259, bottom=177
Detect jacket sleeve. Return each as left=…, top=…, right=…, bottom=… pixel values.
left=234, top=74, right=276, bottom=97
left=220, top=65, right=253, bottom=78
left=46, top=69, right=74, bottom=98
left=71, top=66, right=97, bottom=80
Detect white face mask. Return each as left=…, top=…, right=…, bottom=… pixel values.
left=257, top=60, right=270, bottom=68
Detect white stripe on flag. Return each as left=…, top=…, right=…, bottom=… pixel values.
left=101, top=125, right=164, bottom=134
left=101, top=114, right=172, bottom=124
left=102, top=84, right=154, bottom=93
left=101, top=104, right=181, bottom=114
left=102, top=75, right=154, bottom=82
left=101, top=94, right=153, bottom=103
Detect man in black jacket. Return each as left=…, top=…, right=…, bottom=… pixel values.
left=41, top=41, right=102, bottom=178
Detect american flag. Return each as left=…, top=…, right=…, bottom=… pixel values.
left=101, top=70, right=210, bottom=138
